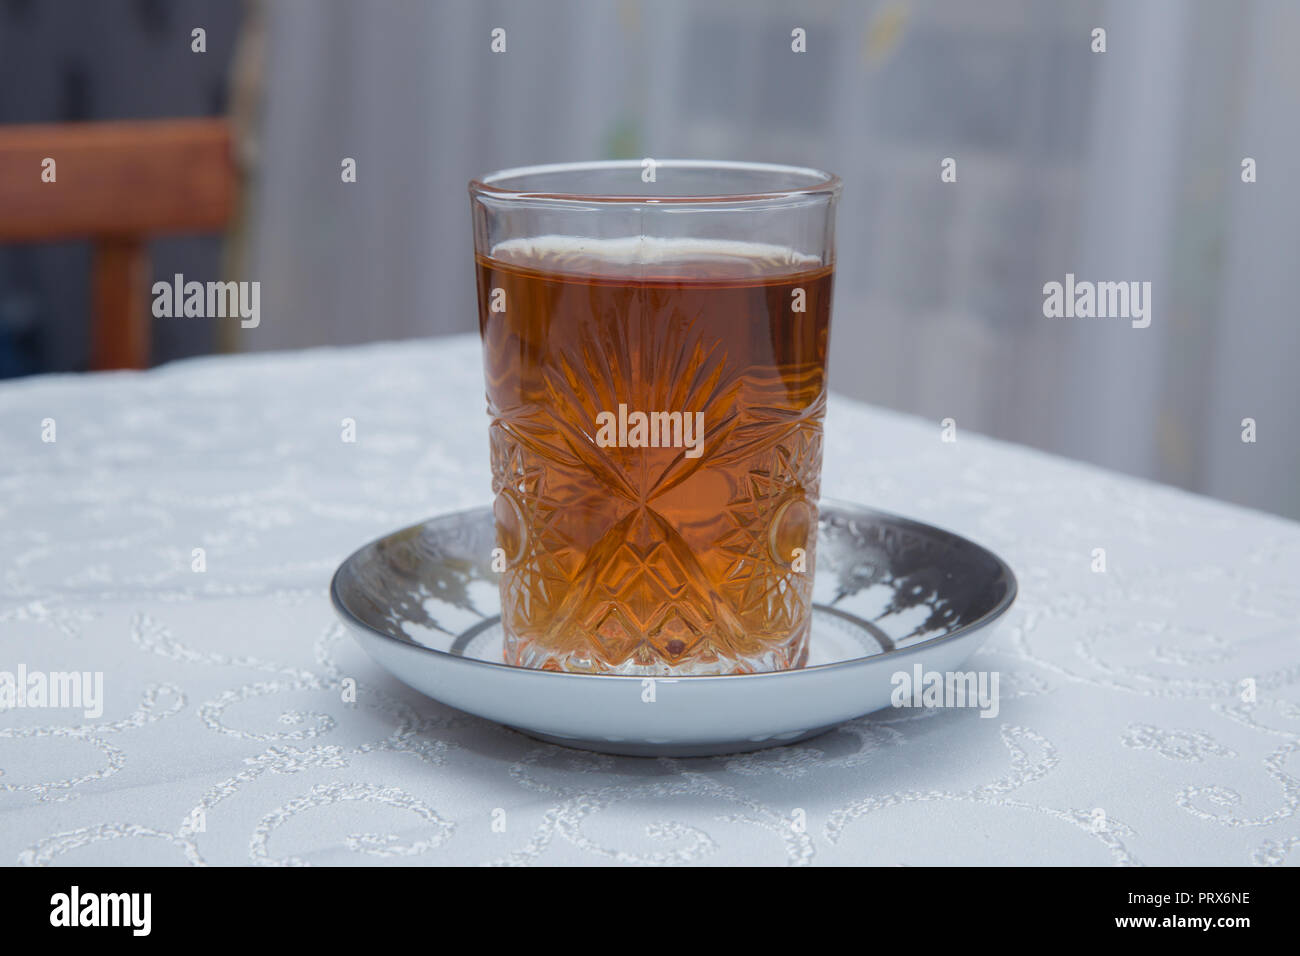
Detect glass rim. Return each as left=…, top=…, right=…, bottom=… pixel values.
left=468, top=159, right=842, bottom=204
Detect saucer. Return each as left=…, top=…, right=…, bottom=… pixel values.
left=330, top=500, right=1017, bottom=757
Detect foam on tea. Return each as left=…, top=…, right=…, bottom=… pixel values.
left=489, top=235, right=822, bottom=278
left=478, top=235, right=833, bottom=675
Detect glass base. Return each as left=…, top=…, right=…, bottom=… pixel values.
left=503, top=618, right=812, bottom=676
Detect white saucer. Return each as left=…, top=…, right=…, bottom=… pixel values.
left=330, top=500, right=1017, bottom=756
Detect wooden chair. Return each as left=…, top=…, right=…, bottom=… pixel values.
left=0, top=119, right=236, bottom=370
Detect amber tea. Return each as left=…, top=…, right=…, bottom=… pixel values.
left=478, top=236, right=833, bottom=675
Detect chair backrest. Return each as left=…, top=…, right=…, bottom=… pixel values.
left=0, top=118, right=236, bottom=370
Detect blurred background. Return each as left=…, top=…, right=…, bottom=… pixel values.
left=1, top=0, right=1297, bottom=519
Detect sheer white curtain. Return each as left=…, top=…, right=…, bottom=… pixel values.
left=245, top=0, right=1300, bottom=519
left=246, top=0, right=635, bottom=347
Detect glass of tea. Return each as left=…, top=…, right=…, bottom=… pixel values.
left=469, top=160, right=840, bottom=675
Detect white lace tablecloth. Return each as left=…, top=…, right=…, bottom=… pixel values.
left=1, top=334, right=1296, bottom=867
